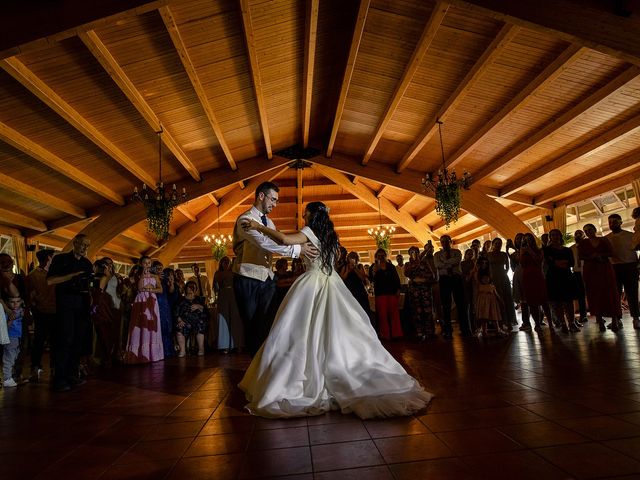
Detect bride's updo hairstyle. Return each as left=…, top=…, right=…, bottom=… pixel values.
left=305, top=201, right=339, bottom=275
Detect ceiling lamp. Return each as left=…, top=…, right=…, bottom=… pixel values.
left=133, top=127, right=186, bottom=241
left=204, top=206, right=233, bottom=261
left=368, top=197, right=396, bottom=251
left=421, top=120, right=471, bottom=228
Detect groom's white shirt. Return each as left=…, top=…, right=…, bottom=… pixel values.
left=233, top=206, right=301, bottom=281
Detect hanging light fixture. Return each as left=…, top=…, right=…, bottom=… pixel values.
left=203, top=205, right=233, bottom=261
left=132, top=127, right=187, bottom=241
left=421, top=120, right=471, bottom=228
left=368, top=197, right=396, bottom=251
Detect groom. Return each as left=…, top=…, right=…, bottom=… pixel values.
left=233, top=181, right=317, bottom=356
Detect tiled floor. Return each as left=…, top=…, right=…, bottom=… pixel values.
left=3, top=315, right=640, bottom=479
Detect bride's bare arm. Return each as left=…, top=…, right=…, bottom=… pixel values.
left=242, top=218, right=308, bottom=245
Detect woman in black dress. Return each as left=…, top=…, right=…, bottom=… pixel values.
left=543, top=229, right=579, bottom=333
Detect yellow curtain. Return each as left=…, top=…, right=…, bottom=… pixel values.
left=553, top=204, right=567, bottom=234
left=11, top=235, right=27, bottom=274
left=632, top=178, right=640, bottom=205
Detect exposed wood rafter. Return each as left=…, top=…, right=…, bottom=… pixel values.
left=78, top=29, right=201, bottom=181
left=0, top=207, right=46, bottom=232
left=362, top=1, right=449, bottom=165
left=159, top=5, right=237, bottom=170
left=296, top=168, right=304, bottom=230
left=326, top=0, right=370, bottom=157
left=396, top=23, right=519, bottom=172
left=302, top=0, right=319, bottom=148
left=239, top=0, right=273, bottom=159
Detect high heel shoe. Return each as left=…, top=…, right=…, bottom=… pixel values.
left=569, top=323, right=580, bottom=333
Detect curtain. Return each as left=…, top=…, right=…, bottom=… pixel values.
left=553, top=204, right=567, bottom=234
left=204, top=259, right=218, bottom=298
left=632, top=178, right=640, bottom=205
left=11, top=235, right=27, bottom=275
left=541, top=210, right=554, bottom=233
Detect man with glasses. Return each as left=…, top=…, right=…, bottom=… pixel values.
left=47, top=234, right=93, bottom=392
left=233, top=181, right=318, bottom=356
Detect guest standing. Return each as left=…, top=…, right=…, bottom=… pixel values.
left=369, top=248, right=402, bottom=339
left=544, top=229, right=579, bottom=333
left=339, top=251, right=372, bottom=325
left=214, top=257, right=244, bottom=352
left=123, top=256, right=164, bottom=364
left=487, top=238, right=517, bottom=328
left=404, top=246, right=437, bottom=340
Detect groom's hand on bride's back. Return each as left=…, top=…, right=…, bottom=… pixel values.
left=301, top=242, right=319, bottom=259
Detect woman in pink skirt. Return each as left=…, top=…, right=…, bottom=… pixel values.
left=124, top=256, right=164, bottom=364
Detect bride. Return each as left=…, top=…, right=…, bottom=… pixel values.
left=238, top=201, right=432, bottom=419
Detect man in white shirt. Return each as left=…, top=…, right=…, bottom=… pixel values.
left=433, top=235, right=470, bottom=339
left=606, top=213, right=639, bottom=328
left=233, top=181, right=318, bottom=356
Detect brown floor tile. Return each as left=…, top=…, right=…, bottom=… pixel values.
left=418, top=410, right=478, bottom=432
left=309, top=422, right=370, bottom=445
left=116, top=437, right=193, bottom=464
left=523, top=400, right=600, bottom=420
left=363, top=417, right=430, bottom=438
left=536, top=442, right=640, bottom=478
left=201, top=416, right=256, bottom=435
left=165, top=407, right=214, bottom=422
left=248, top=426, right=309, bottom=450
left=374, top=433, right=453, bottom=463
left=168, top=453, right=243, bottom=479
left=240, top=446, right=312, bottom=478
left=498, top=420, right=588, bottom=448
left=313, top=465, right=394, bottom=479
left=184, top=432, right=250, bottom=457
left=34, top=461, right=109, bottom=480
left=557, top=415, right=640, bottom=440
left=311, top=439, right=384, bottom=471
left=254, top=417, right=308, bottom=430
left=390, top=458, right=478, bottom=480
left=306, top=410, right=360, bottom=425
left=605, top=437, right=640, bottom=461
left=144, top=420, right=206, bottom=440
left=436, top=427, right=523, bottom=455
left=100, top=460, right=176, bottom=480
left=462, top=450, right=569, bottom=480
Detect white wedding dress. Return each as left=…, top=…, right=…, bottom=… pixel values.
left=238, top=227, right=432, bottom=419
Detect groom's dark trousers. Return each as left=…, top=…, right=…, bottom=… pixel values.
left=233, top=274, right=276, bottom=356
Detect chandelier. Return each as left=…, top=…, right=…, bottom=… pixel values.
left=421, top=120, right=471, bottom=228
left=368, top=197, right=395, bottom=251
left=204, top=206, right=233, bottom=261
left=133, top=127, right=186, bottom=241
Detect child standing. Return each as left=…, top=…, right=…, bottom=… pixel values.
left=474, top=257, right=506, bottom=337
left=3, top=296, right=24, bottom=387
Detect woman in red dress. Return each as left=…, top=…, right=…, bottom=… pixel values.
left=519, top=233, right=552, bottom=331
left=578, top=223, right=622, bottom=331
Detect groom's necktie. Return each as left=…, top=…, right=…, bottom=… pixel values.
left=260, top=214, right=268, bottom=227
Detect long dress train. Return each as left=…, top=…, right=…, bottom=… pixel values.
left=239, top=227, right=432, bottom=419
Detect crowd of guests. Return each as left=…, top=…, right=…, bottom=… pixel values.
left=335, top=210, right=640, bottom=341
left=1, top=209, right=638, bottom=390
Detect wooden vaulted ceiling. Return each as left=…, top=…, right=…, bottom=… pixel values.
left=1, top=0, right=639, bottom=264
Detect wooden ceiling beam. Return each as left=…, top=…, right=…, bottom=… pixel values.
left=176, top=204, right=196, bottom=223
left=398, top=194, right=420, bottom=212
left=0, top=121, right=124, bottom=205
left=157, top=167, right=289, bottom=264
left=501, top=113, right=640, bottom=197
left=446, top=43, right=584, bottom=169
left=326, top=0, right=370, bottom=157
left=555, top=173, right=640, bottom=209
left=535, top=149, right=640, bottom=205
left=302, top=0, right=319, bottom=148
left=310, top=163, right=435, bottom=244
left=1, top=56, right=156, bottom=187
left=159, top=6, right=237, bottom=170
left=311, top=154, right=530, bottom=240
left=208, top=194, right=219, bottom=207
left=239, top=0, right=273, bottom=159
left=0, top=171, right=85, bottom=218
left=79, top=29, right=201, bottom=181
left=296, top=168, right=304, bottom=230
left=376, top=185, right=389, bottom=199
left=120, top=229, right=158, bottom=248
left=472, top=65, right=640, bottom=182
left=74, top=153, right=295, bottom=259
left=0, top=207, right=46, bottom=232
left=449, top=0, right=640, bottom=66
left=396, top=23, right=519, bottom=172
left=362, top=1, right=449, bottom=165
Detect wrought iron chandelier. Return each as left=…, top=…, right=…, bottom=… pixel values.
left=204, top=206, right=233, bottom=261
left=368, top=197, right=395, bottom=251
left=132, top=127, right=187, bottom=241
left=421, top=120, right=471, bottom=228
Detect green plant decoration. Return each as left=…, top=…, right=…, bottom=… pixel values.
left=435, top=182, right=462, bottom=229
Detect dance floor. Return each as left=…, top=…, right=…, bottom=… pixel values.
left=3, top=315, right=640, bottom=479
